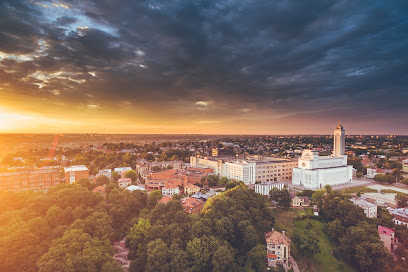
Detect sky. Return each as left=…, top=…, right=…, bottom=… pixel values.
left=0, top=0, right=407, bottom=135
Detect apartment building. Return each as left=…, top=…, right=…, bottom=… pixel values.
left=350, top=198, right=377, bottom=218
left=265, top=229, right=291, bottom=268
left=0, top=168, right=62, bottom=191
left=64, top=165, right=89, bottom=184
left=190, top=155, right=297, bottom=185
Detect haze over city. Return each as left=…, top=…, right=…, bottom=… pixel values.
left=0, top=0, right=407, bottom=134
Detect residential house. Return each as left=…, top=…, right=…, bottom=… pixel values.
left=265, top=229, right=291, bottom=268
left=392, top=208, right=408, bottom=227
left=292, top=195, right=310, bottom=207
left=350, top=198, right=377, bottom=218
left=378, top=226, right=399, bottom=253
left=185, top=183, right=200, bottom=195
left=118, top=178, right=132, bottom=188
left=162, top=185, right=180, bottom=196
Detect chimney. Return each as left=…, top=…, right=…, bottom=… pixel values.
left=282, top=231, right=286, bottom=238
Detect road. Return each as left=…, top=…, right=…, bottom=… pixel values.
left=112, top=236, right=130, bottom=272
left=289, top=256, right=300, bottom=272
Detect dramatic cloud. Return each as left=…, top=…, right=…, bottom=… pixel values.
left=0, top=0, right=407, bottom=134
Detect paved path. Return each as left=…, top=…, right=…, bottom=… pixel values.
left=112, top=236, right=130, bottom=272
left=289, top=256, right=300, bottom=272
left=367, top=184, right=408, bottom=194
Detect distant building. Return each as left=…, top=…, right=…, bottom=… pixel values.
left=97, top=169, right=112, bottom=180
left=64, top=165, right=89, bottom=184
left=118, top=178, right=132, bottom=188
left=265, top=229, right=291, bottom=268
left=350, top=198, right=377, bottom=218
left=184, top=183, right=200, bottom=195
left=181, top=197, right=204, bottom=214
left=162, top=185, right=180, bottom=196
left=403, top=159, right=408, bottom=173
left=313, top=205, right=319, bottom=216
left=378, top=226, right=399, bottom=253
left=0, top=168, right=62, bottom=191
left=367, top=167, right=383, bottom=179
left=292, top=196, right=310, bottom=207
left=392, top=208, right=408, bottom=227
left=125, top=185, right=147, bottom=191
left=255, top=182, right=284, bottom=196
left=191, top=192, right=209, bottom=202
left=190, top=155, right=296, bottom=185
left=292, top=124, right=353, bottom=189
left=225, top=160, right=256, bottom=185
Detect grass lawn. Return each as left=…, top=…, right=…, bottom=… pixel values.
left=381, top=189, right=408, bottom=196
left=341, top=186, right=377, bottom=194
left=293, top=219, right=357, bottom=272
left=272, top=209, right=358, bottom=272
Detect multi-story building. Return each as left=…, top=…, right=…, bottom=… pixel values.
left=118, top=178, right=132, bottom=188
left=255, top=182, right=284, bottom=196
left=292, top=124, right=353, bottom=189
left=367, top=167, right=383, bottom=179
left=255, top=160, right=297, bottom=183
left=403, top=159, right=408, bottom=173
left=97, top=169, right=112, bottom=180
left=136, top=160, right=183, bottom=179
left=265, top=229, right=291, bottom=268
left=190, top=155, right=296, bottom=185
left=0, top=168, right=62, bottom=191
left=185, top=183, right=200, bottom=195
left=64, top=165, right=89, bottom=184
left=225, top=161, right=256, bottom=185
left=392, top=208, right=408, bottom=227
left=162, top=185, right=180, bottom=196
left=350, top=198, right=377, bottom=218
left=181, top=197, right=204, bottom=214
left=378, top=226, right=399, bottom=253
left=145, top=168, right=213, bottom=191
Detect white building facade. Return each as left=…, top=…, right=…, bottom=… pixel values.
left=255, top=182, right=285, bottom=196
left=292, top=124, right=353, bottom=189
left=350, top=198, right=377, bottom=218
left=225, top=161, right=256, bottom=185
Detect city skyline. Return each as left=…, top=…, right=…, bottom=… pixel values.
left=0, top=1, right=407, bottom=134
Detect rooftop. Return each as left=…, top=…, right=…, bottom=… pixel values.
left=378, top=226, right=395, bottom=236
left=350, top=198, right=377, bottom=208
left=265, top=229, right=291, bottom=245
left=64, top=165, right=88, bottom=172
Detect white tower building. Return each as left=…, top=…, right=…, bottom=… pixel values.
left=333, top=122, right=345, bottom=157
left=292, top=123, right=353, bottom=189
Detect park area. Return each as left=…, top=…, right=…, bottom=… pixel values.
left=271, top=208, right=357, bottom=272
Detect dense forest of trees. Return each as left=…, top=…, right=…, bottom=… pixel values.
left=316, top=190, right=407, bottom=272
left=127, top=186, right=274, bottom=272
left=0, top=184, right=274, bottom=272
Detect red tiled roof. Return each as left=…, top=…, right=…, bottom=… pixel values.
left=267, top=254, right=277, bottom=259
left=378, top=226, right=395, bottom=236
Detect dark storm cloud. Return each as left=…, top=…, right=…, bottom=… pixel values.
left=0, top=0, right=407, bottom=122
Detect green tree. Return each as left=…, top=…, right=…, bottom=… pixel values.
left=292, top=230, right=320, bottom=257
left=145, top=239, right=170, bottom=272
left=269, top=187, right=291, bottom=208
left=37, top=229, right=113, bottom=272
left=111, top=171, right=120, bottom=182
left=96, top=175, right=110, bottom=186
left=396, top=194, right=408, bottom=208
left=124, top=170, right=138, bottom=182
